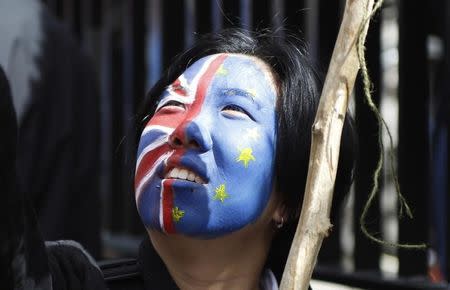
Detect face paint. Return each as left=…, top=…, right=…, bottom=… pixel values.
left=135, top=54, right=277, bottom=238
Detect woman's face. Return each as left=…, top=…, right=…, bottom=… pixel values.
left=135, top=53, right=278, bottom=238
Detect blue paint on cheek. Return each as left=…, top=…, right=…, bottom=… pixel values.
left=136, top=130, right=169, bottom=156
left=210, top=133, right=276, bottom=232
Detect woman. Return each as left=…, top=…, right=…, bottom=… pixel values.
left=131, top=28, right=356, bottom=289
left=1, top=28, right=355, bottom=290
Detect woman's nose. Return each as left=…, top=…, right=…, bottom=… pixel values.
left=168, top=120, right=212, bottom=152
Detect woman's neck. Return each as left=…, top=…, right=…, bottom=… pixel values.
left=149, top=224, right=274, bottom=290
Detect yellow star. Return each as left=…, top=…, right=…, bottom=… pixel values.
left=172, top=207, right=185, bottom=222
left=236, top=147, right=256, bottom=167
left=214, top=184, right=229, bottom=202
left=217, top=64, right=228, bottom=76
left=244, top=128, right=260, bottom=141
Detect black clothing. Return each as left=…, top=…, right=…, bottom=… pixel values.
left=101, top=238, right=179, bottom=290
left=1, top=64, right=52, bottom=290
left=46, top=238, right=186, bottom=290
left=47, top=241, right=105, bottom=290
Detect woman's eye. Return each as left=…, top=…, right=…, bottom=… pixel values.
left=157, top=100, right=185, bottom=111
left=222, top=104, right=251, bottom=119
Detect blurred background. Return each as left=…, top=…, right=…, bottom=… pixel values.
left=1, top=0, right=450, bottom=289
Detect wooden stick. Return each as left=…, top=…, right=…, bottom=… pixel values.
left=279, top=1, right=375, bottom=289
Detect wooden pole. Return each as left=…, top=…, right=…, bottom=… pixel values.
left=279, top=0, right=376, bottom=289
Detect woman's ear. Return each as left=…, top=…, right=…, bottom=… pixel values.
left=272, top=202, right=288, bottom=229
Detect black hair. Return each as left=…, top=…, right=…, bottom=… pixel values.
left=136, top=28, right=357, bottom=281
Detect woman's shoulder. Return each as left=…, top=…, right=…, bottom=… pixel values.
left=100, top=238, right=177, bottom=289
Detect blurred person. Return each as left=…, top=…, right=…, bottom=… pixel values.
left=0, top=28, right=356, bottom=289
left=0, top=0, right=101, bottom=257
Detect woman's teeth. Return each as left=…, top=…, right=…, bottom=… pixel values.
left=165, top=167, right=205, bottom=184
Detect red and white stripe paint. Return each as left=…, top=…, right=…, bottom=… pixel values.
left=135, top=53, right=228, bottom=233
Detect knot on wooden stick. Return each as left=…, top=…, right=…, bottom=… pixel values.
left=304, top=216, right=332, bottom=238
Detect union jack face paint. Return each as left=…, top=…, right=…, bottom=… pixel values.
left=135, top=53, right=277, bottom=238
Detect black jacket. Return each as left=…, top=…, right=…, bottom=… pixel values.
left=47, top=238, right=288, bottom=290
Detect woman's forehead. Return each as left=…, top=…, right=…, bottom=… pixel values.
left=180, top=53, right=278, bottom=96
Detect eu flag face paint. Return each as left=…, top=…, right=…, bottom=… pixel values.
left=135, top=54, right=277, bottom=238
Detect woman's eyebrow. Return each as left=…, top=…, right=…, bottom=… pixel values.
left=221, top=88, right=264, bottom=110
left=221, top=88, right=257, bottom=101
